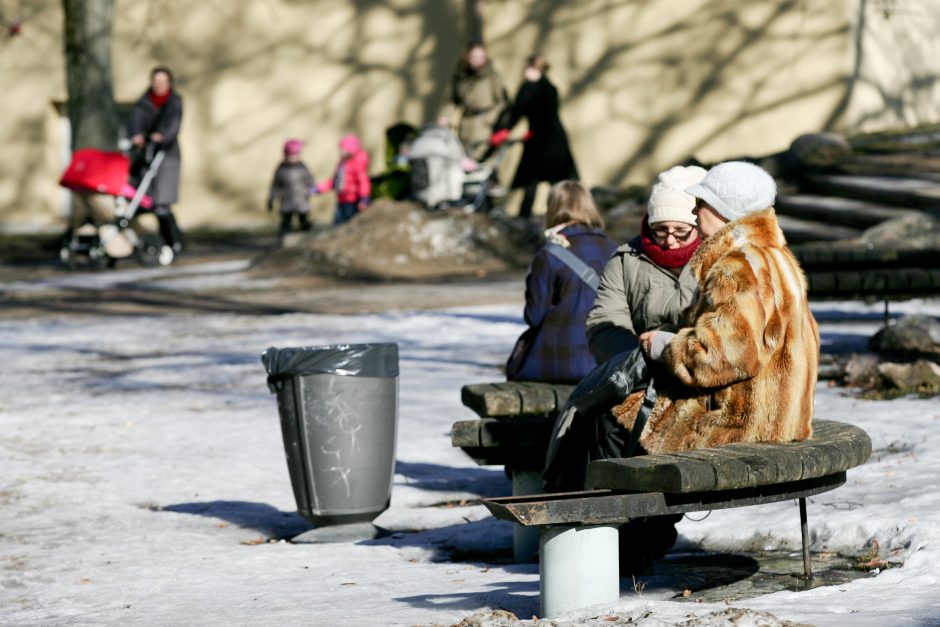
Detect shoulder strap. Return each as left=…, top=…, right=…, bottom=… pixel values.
left=544, top=243, right=599, bottom=291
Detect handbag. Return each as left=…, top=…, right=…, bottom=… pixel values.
left=505, top=325, right=538, bottom=380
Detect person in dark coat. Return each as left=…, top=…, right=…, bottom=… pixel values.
left=267, top=139, right=316, bottom=236
left=128, top=66, right=184, bottom=254
left=491, top=55, right=578, bottom=219
left=505, top=181, right=617, bottom=383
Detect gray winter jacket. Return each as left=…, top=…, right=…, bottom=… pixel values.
left=127, top=91, right=183, bottom=206
left=586, top=236, right=698, bottom=364
left=268, top=161, right=315, bottom=214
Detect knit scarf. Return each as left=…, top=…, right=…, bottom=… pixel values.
left=639, top=215, right=700, bottom=269
left=148, top=89, right=171, bottom=109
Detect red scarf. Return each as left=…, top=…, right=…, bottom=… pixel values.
left=639, top=215, right=701, bottom=269
left=148, top=89, right=171, bottom=109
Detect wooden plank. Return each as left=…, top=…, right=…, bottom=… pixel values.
left=587, top=420, right=871, bottom=493
left=450, top=420, right=483, bottom=448
left=479, top=416, right=554, bottom=449
left=585, top=453, right=717, bottom=493
left=775, top=215, right=861, bottom=244
left=775, top=194, right=914, bottom=229
left=484, top=473, right=847, bottom=526
left=803, top=174, right=940, bottom=209
left=516, top=382, right=562, bottom=415
left=461, top=383, right=523, bottom=417
left=461, top=382, right=574, bottom=418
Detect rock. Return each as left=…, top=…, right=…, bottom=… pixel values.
left=844, top=353, right=882, bottom=388
left=251, top=199, right=537, bottom=280
left=870, top=315, right=940, bottom=355
left=859, top=212, right=940, bottom=249
left=789, top=132, right=852, bottom=168
left=877, top=360, right=940, bottom=395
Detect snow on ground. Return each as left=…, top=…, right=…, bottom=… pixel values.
left=1, top=290, right=939, bottom=626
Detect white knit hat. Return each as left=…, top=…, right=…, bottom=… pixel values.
left=685, top=161, right=776, bottom=222
left=647, top=165, right=707, bottom=225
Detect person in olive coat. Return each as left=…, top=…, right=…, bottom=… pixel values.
left=446, top=41, right=509, bottom=161
left=491, top=55, right=578, bottom=218
left=128, top=66, right=184, bottom=254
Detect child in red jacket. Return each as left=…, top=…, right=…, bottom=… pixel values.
left=317, top=134, right=371, bottom=224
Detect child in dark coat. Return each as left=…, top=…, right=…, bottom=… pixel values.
left=267, top=139, right=316, bottom=235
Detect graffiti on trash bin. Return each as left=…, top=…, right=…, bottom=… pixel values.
left=314, top=378, right=366, bottom=499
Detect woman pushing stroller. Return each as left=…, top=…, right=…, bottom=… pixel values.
left=128, top=66, right=185, bottom=255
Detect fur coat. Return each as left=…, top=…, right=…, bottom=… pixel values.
left=633, top=208, right=820, bottom=453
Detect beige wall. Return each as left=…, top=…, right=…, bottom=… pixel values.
left=1, top=0, right=938, bottom=231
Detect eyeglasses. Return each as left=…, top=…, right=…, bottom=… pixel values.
left=651, top=226, right=696, bottom=241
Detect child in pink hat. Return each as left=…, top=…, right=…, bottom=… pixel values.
left=317, top=134, right=371, bottom=224
left=267, top=139, right=316, bottom=235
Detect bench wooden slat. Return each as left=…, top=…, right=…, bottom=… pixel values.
left=585, top=420, right=871, bottom=493
left=450, top=420, right=484, bottom=448
left=484, top=472, right=848, bottom=526
left=461, top=382, right=575, bottom=418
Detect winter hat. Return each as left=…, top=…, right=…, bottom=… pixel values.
left=685, top=161, right=776, bottom=222
left=283, top=139, right=304, bottom=156
left=339, top=134, right=362, bottom=154
left=647, top=165, right=707, bottom=225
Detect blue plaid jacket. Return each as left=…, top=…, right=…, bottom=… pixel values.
left=508, top=224, right=618, bottom=383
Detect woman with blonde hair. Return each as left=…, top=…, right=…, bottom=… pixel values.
left=505, top=180, right=617, bottom=383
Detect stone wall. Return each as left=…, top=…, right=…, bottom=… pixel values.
left=1, top=0, right=936, bottom=230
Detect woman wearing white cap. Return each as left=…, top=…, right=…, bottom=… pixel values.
left=635, top=161, right=820, bottom=454
left=586, top=165, right=707, bottom=364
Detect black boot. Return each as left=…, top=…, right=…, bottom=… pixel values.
left=158, top=209, right=184, bottom=254
left=618, top=514, right=681, bottom=575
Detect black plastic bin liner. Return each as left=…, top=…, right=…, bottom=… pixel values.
left=262, top=343, right=399, bottom=526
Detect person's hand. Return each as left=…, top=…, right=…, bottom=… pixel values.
left=149, top=132, right=164, bottom=143
left=489, top=129, right=510, bottom=147
left=131, top=134, right=145, bottom=147
left=639, top=331, right=657, bottom=354
left=523, top=130, right=534, bottom=142
left=357, top=197, right=370, bottom=212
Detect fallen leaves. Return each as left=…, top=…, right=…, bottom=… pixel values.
left=240, top=536, right=266, bottom=546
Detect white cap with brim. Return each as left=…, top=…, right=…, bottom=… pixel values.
left=685, top=161, right=776, bottom=222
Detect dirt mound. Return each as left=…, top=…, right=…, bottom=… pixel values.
left=252, top=200, right=541, bottom=280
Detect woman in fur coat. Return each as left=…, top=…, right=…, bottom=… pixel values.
left=636, top=161, right=820, bottom=454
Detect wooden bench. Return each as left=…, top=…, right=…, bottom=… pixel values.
left=480, top=419, right=872, bottom=618
left=793, top=244, right=940, bottom=301
left=452, top=382, right=573, bottom=562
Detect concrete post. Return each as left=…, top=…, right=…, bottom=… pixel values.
left=539, top=524, right=619, bottom=618
left=511, top=469, right=543, bottom=563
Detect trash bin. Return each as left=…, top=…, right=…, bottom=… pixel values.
left=262, top=343, right=399, bottom=528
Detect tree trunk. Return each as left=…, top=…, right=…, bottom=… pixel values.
left=63, top=0, right=119, bottom=151
left=464, top=0, right=483, bottom=43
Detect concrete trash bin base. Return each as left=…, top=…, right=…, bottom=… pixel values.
left=262, top=343, right=399, bottom=529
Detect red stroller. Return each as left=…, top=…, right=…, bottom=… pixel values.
left=58, top=147, right=173, bottom=268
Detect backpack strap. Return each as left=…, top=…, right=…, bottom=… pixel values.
left=544, top=243, right=599, bottom=291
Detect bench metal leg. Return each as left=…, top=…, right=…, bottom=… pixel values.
left=511, top=469, right=543, bottom=563
left=799, top=497, right=812, bottom=579
left=539, top=524, right=619, bottom=618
